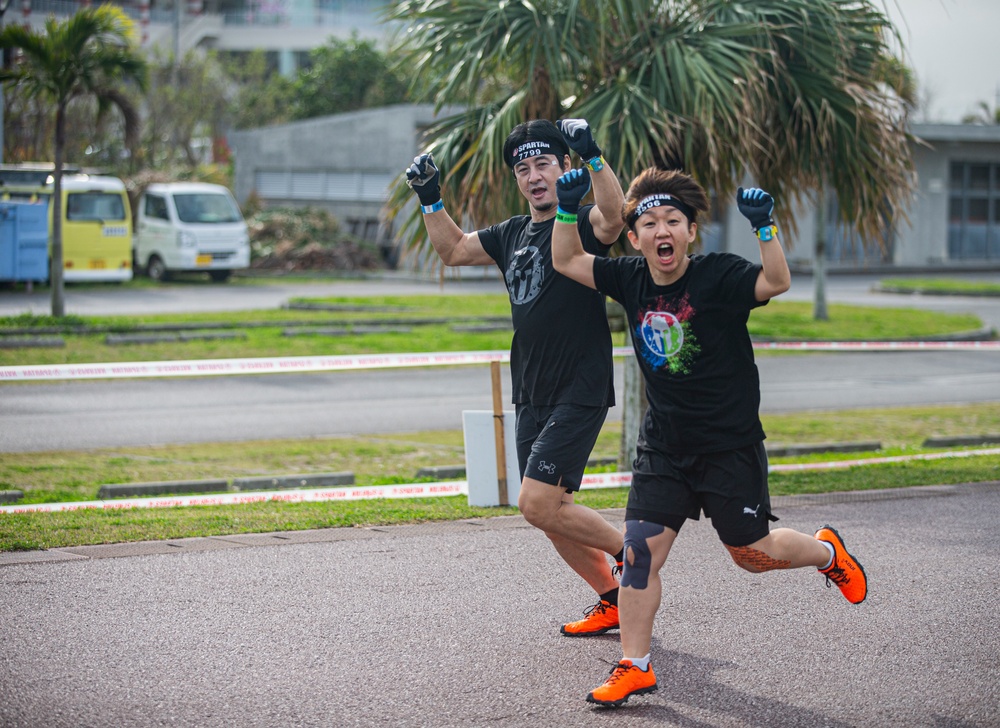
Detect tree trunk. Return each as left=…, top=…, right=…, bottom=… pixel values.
left=50, top=103, right=66, bottom=318
left=813, top=187, right=829, bottom=321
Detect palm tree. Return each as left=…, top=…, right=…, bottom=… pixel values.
left=962, top=100, right=1000, bottom=125
left=714, top=1, right=918, bottom=319
left=0, top=6, right=147, bottom=316
left=382, top=0, right=768, bottom=256
left=382, top=0, right=915, bottom=465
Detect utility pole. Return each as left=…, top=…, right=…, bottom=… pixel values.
left=171, top=0, right=180, bottom=86
left=0, top=0, right=9, bottom=164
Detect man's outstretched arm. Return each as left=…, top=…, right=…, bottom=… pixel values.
left=557, top=118, right=624, bottom=246
left=406, top=153, right=493, bottom=267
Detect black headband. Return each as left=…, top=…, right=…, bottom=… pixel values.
left=627, top=194, right=696, bottom=227
left=507, top=140, right=568, bottom=168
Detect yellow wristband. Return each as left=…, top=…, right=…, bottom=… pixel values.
left=756, top=225, right=778, bottom=242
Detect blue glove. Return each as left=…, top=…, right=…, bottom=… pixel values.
left=736, top=187, right=775, bottom=232
left=406, top=153, right=441, bottom=207
left=556, top=118, right=602, bottom=162
left=556, top=168, right=591, bottom=214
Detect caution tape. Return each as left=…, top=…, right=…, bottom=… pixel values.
left=0, top=350, right=511, bottom=382
left=0, top=480, right=467, bottom=514
left=1, top=341, right=998, bottom=382
left=4, top=448, right=998, bottom=514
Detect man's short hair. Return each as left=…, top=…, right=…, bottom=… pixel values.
left=503, top=120, right=571, bottom=169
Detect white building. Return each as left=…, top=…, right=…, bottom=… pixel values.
left=231, top=110, right=1000, bottom=271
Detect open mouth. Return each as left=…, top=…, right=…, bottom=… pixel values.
left=657, top=242, right=674, bottom=262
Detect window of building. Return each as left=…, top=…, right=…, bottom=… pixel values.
left=824, top=192, right=894, bottom=265
left=948, top=160, right=1000, bottom=260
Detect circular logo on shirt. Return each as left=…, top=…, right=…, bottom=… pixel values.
left=505, top=246, right=544, bottom=305
left=640, top=311, right=684, bottom=359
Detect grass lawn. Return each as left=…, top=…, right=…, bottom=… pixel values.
left=0, top=292, right=996, bottom=551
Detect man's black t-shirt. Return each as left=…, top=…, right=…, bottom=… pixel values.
left=592, top=252, right=767, bottom=454
left=478, top=204, right=615, bottom=407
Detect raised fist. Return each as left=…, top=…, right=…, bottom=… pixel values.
left=556, top=118, right=602, bottom=162
left=406, top=153, right=441, bottom=206
left=736, top=186, right=775, bottom=231
left=556, top=167, right=592, bottom=214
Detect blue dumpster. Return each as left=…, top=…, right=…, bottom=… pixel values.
left=0, top=200, right=49, bottom=282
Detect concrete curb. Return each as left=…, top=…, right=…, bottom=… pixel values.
left=98, top=479, right=229, bottom=499
left=97, top=472, right=356, bottom=500
left=872, top=283, right=1000, bottom=298
left=767, top=441, right=881, bottom=457
left=2, top=481, right=996, bottom=566
left=923, top=434, right=1000, bottom=448
left=232, top=472, right=354, bottom=491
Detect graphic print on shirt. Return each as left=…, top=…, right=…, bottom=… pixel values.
left=635, top=293, right=700, bottom=374
left=505, top=245, right=544, bottom=305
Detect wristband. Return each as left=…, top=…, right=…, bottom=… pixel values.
left=585, top=156, right=605, bottom=172
left=555, top=210, right=578, bottom=224
left=420, top=200, right=444, bottom=214
left=755, top=225, right=778, bottom=242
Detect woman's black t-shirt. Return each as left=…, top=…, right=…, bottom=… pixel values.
left=592, top=252, right=766, bottom=453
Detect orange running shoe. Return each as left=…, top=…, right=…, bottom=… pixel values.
left=586, top=660, right=658, bottom=707
left=815, top=525, right=868, bottom=604
left=560, top=599, right=619, bottom=636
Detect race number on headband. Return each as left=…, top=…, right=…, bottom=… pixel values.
left=628, top=194, right=695, bottom=226
left=511, top=141, right=555, bottom=163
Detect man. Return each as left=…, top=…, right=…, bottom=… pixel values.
left=405, top=118, right=627, bottom=636
left=552, top=166, right=868, bottom=706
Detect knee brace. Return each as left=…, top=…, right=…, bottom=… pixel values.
left=724, top=544, right=791, bottom=573
left=621, top=520, right=665, bottom=590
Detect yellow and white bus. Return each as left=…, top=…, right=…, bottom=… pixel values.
left=0, top=167, right=133, bottom=283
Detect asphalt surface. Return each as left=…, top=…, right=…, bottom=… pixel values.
left=2, top=272, right=999, bottom=727
left=3, top=349, right=1000, bottom=452
left=2, top=483, right=999, bottom=727
left=2, top=272, right=999, bottom=452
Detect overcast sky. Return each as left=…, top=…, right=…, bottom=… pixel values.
left=884, top=0, right=1000, bottom=122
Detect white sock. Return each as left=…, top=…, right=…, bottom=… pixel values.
left=819, top=540, right=835, bottom=570
left=625, top=654, right=651, bottom=671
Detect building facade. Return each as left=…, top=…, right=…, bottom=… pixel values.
left=231, top=111, right=1000, bottom=272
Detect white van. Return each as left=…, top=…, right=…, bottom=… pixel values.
left=133, top=182, right=250, bottom=282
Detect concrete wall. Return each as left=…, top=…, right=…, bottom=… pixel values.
left=231, top=108, right=1000, bottom=272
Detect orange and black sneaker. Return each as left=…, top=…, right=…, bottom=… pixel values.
left=560, top=599, right=619, bottom=637
left=815, top=525, right=868, bottom=604
left=586, top=660, right=658, bottom=707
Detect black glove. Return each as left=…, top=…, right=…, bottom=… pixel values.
left=556, top=118, right=602, bottom=162
left=406, top=153, right=441, bottom=207
left=736, top=186, right=775, bottom=232
left=556, top=167, right=591, bottom=214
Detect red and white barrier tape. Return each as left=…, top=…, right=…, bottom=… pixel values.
left=0, top=480, right=467, bottom=514
left=0, top=350, right=511, bottom=382
left=1, top=341, right=997, bottom=382
left=4, top=448, right=997, bottom=514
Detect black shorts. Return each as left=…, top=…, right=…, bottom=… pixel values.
left=514, top=403, right=608, bottom=492
left=625, top=441, right=777, bottom=547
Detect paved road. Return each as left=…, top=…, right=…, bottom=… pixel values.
left=1, top=483, right=998, bottom=727
left=1, top=270, right=999, bottom=328
left=2, top=275, right=998, bottom=726
left=3, top=349, right=999, bottom=452
left=2, top=272, right=998, bottom=452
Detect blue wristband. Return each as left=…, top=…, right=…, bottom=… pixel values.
left=421, top=200, right=444, bottom=214
left=755, top=225, right=777, bottom=242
